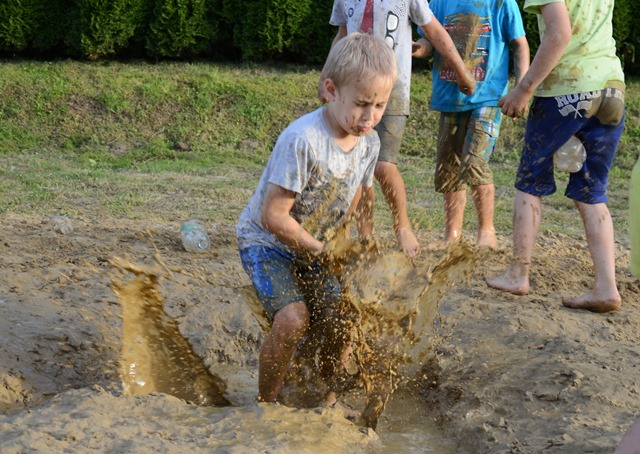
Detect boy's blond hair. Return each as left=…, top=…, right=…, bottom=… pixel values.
left=321, top=32, right=397, bottom=88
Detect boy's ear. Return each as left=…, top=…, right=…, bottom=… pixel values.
left=324, top=78, right=337, bottom=101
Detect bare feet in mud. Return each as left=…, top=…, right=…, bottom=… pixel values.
left=562, top=291, right=621, bottom=313
left=476, top=229, right=497, bottom=250
left=397, top=227, right=420, bottom=258
left=485, top=267, right=530, bottom=296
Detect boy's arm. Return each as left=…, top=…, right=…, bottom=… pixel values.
left=331, top=25, right=348, bottom=47
left=412, top=37, right=434, bottom=59
left=419, top=19, right=476, bottom=95
left=499, top=3, right=570, bottom=118
left=511, top=36, right=530, bottom=86
left=355, top=185, right=375, bottom=238
left=318, top=25, right=348, bottom=103
left=261, top=183, right=324, bottom=253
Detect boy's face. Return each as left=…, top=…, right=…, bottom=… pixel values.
left=324, top=75, right=394, bottom=138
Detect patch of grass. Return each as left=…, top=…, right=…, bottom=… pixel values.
left=0, top=60, right=638, bottom=244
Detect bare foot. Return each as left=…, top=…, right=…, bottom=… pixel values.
left=562, top=291, right=621, bottom=313
left=397, top=227, right=420, bottom=258
left=485, top=267, right=530, bottom=296
left=476, top=229, right=497, bottom=249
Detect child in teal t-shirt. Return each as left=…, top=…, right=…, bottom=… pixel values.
left=414, top=0, right=529, bottom=249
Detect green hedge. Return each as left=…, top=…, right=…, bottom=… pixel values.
left=146, top=0, right=213, bottom=58
left=73, top=0, right=145, bottom=59
left=0, top=0, right=36, bottom=51
left=0, top=0, right=637, bottom=76
left=0, top=0, right=71, bottom=53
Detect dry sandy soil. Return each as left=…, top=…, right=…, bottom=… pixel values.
left=0, top=212, right=639, bottom=453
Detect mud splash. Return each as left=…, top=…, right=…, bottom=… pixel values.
left=278, top=228, right=480, bottom=428
left=110, top=256, right=229, bottom=406
left=109, top=230, right=479, bottom=429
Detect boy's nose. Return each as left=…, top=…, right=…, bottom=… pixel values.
left=362, top=105, right=375, bottom=120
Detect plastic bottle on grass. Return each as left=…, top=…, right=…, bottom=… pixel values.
left=180, top=219, right=210, bottom=253
left=554, top=135, right=586, bottom=173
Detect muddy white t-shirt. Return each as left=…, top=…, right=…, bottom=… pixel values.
left=236, top=108, right=379, bottom=254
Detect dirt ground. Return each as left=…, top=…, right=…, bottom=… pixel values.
left=0, top=212, right=639, bottom=453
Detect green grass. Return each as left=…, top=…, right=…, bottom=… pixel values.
left=0, top=60, right=638, bottom=241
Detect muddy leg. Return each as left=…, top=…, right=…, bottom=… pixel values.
left=259, top=302, right=309, bottom=403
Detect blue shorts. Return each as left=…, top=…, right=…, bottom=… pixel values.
left=516, top=87, right=625, bottom=204
left=239, top=246, right=342, bottom=320
left=435, top=106, right=502, bottom=193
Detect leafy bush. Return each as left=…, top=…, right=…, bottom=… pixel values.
left=615, top=0, right=639, bottom=74
left=0, top=0, right=37, bottom=52
left=71, top=0, right=145, bottom=59
left=0, top=0, right=638, bottom=74
left=146, top=0, right=214, bottom=58
left=224, top=0, right=313, bottom=60
left=288, top=0, right=334, bottom=64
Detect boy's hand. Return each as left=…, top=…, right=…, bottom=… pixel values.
left=412, top=38, right=434, bottom=58
left=498, top=84, right=532, bottom=119
left=456, top=71, right=476, bottom=95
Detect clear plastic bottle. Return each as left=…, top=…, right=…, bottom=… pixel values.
left=180, top=219, right=210, bottom=253
left=630, top=157, right=640, bottom=278
left=554, top=135, right=587, bottom=173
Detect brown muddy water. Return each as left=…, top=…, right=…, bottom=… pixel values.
left=109, top=237, right=478, bottom=452
left=1, top=215, right=637, bottom=452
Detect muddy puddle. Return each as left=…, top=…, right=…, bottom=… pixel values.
left=2, top=216, right=636, bottom=452
left=108, top=232, right=479, bottom=450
